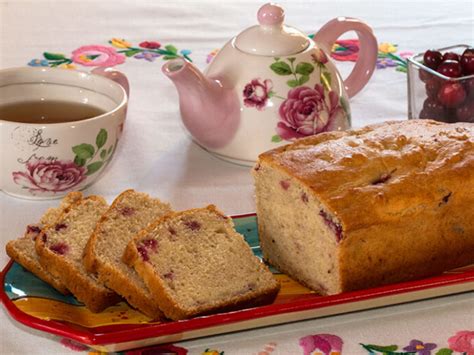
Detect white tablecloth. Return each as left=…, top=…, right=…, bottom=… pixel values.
left=1, top=1, right=473, bottom=354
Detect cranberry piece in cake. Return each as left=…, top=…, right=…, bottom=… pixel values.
left=54, top=223, right=68, bottom=231
left=142, top=238, right=158, bottom=250
left=280, top=180, right=290, bottom=190
left=120, top=206, right=136, bottom=216
left=137, top=245, right=150, bottom=262
left=319, top=210, right=343, bottom=243
left=184, top=220, right=201, bottom=231
left=49, top=242, right=69, bottom=255
left=26, top=225, right=41, bottom=236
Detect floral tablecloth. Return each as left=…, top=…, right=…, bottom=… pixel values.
left=1, top=0, right=473, bottom=354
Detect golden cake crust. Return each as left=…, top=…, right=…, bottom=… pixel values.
left=258, top=120, right=473, bottom=233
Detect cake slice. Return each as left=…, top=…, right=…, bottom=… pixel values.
left=83, top=189, right=172, bottom=319
left=35, top=195, right=120, bottom=312
left=123, top=205, right=280, bottom=320
left=6, top=192, right=83, bottom=295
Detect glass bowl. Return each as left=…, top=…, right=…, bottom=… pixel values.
left=407, top=44, right=474, bottom=123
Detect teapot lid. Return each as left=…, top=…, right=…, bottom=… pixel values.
left=234, top=3, right=310, bottom=56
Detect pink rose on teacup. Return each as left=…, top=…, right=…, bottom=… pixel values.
left=276, top=84, right=347, bottom=140
left=72, top=45, right=125, bottom=67
left=243, top=78, right=273, bottom=110
left=12, top=158, right=86, bottom=194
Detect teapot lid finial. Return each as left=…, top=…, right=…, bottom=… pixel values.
left=234, top=3, right=309, bottom=56
left=257, top=3, right=284, bottom=27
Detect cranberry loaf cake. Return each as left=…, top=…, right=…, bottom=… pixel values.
left=36, top=195, right=120, bottom=312
left=253, top=120, right=474, bottom=295
left=6, top=192, right=82, bottom=294
left=84, top=190, right=172, bottom=319
left=123, top=205, right=280, bottom=320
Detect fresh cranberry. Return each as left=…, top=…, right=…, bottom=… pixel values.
left=438, top=82, right=466, bottom=107
left=419, top=109, right=431, bottom=119
left=437, top=60, right=463, bottom=78
left=423, top=98, right=445, bottom=117
left=419, top=107, right=449, bottom=122
left=442, top=52, right=460, bottom=62
left=460, top=48, right=474, bottom=75
left=464, top=78, right=474, bottom=98
left=445, top=108, right=459, bottom=123
left=419, top=68, right=438, bottom=84
left=456, top=100, right=474, bottom=122
left=425, top=80, right=441, bottom=99
left=423, top=50, right=443, bottom=70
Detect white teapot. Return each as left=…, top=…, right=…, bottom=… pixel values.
left=163, top=3, right=378, bottom=165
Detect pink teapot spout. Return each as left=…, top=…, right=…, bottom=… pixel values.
left=162, top=58, right=240, bottom=149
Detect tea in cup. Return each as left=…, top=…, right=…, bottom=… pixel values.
left=0, top=67, right=129, bottom=199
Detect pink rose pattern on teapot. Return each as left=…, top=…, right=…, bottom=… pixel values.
left=277, top=84, right=345, bottom=140
left=243, top=79, right=273, bottom=110
left=242, top=49, right=350, bottom=142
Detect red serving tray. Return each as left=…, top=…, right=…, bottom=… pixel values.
left=2, top=213, right=473, bottom=352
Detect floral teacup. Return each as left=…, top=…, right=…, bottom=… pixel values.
left=0, top=67, right=129, bottom=199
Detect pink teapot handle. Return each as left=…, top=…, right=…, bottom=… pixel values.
left=313, top=17, right=378, bottom=98
left=92, top=67, right=130, bottom=97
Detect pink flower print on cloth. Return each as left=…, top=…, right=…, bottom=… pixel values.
left=276, top=84, right=347, bottom=140
left=403, top=339, right=437, bottom=355
left=331, top=39, right=360, bottom=62
left=12, top=158, right=86, bottom=194
left=299, top=333, right=343, bottom=355
left=139, top=41, right=162, bottom=49
left=134, top=51, right=161, bottom=62
left=243, top=78, right=273, bottom=110
left=448, top=330, right=474, bottom=355
left=71, top=45, right=125, bottom=67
